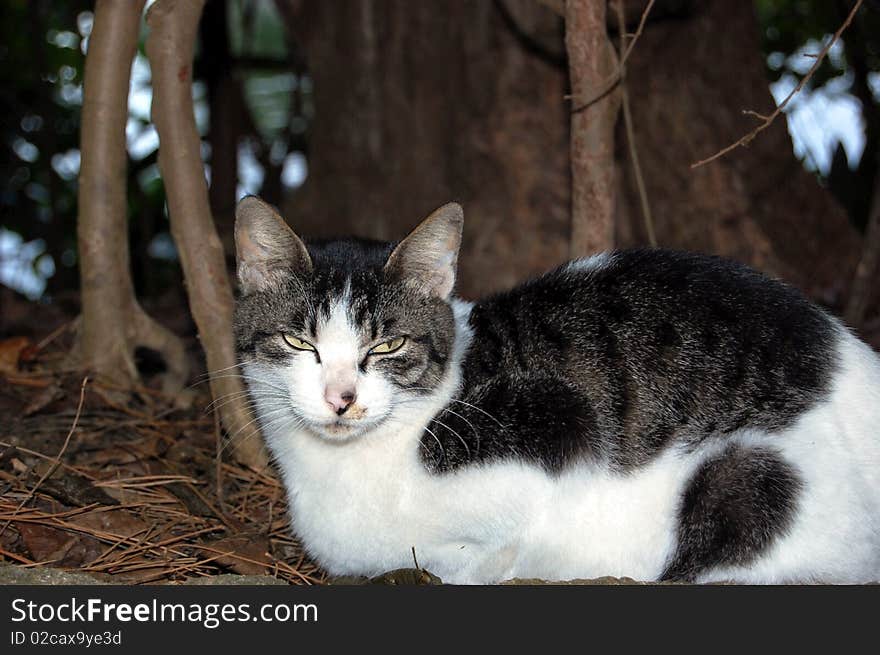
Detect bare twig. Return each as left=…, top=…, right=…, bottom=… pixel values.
left=619, top=0, right=655, bottom=67
left=33, top=320, right=76, bottom=354
left=568, top=0, right=656, bottom=113
left=615, top=0, right=656, bottom=246
left=691, top=0, right=864, bottom=169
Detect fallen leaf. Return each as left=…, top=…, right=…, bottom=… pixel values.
left=17, top=522, right=89, bottom=564
left=0, top=337, right=31, bottom=374
left=71, top=507, right=149, bottom=538
left=16, top=505, right=149, bottom=568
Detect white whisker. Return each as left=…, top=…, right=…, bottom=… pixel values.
left=421, top=425, right=445, bottom=469
left=430, top=417, right=471, bottom=460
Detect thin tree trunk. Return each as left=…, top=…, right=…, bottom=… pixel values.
left=76, top=0, right=188, bottom=391
left=146, top=0, right=267, bottom=469
left=565, top=0, right=620, bottom=257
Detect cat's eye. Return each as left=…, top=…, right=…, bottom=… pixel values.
left=368, top=336, right=406, bottom=355
left=282, top=334, right=316, bottom=352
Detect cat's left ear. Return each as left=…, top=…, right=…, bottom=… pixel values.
left=235, top=196, right=312, bottom=293
left=385, top=202, right=463, bottom=299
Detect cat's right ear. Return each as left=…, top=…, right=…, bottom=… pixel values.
left=234, top=196, right=312, bottom=293
left=384, top=202, right=464, bottom=299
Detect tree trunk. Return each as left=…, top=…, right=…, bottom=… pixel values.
left=146, top=0, right=267, bottom=469
left=281, top=0, right=571, bottom=299
left=565, top=0, right=619, bottom=256
left=616, top=0, right=861, bottom=303
left=278, top=0, right=859, bottom=307
left=75, top=0, right=188, bottom=391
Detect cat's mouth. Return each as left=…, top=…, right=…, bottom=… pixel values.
left=311, top=410, right=387, bottom=441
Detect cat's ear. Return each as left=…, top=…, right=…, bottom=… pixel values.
left=384, top=202, right=463, bottom=299
left=234, top=196, right=312, bottom=293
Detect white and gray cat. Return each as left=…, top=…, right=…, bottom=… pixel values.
left=233, top=196, right=880, bottom=584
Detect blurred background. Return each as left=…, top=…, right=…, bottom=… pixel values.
left=1, top=0, right=878, bottom=342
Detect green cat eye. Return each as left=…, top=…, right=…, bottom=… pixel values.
left=282, top=334, right=316, bottom=352
left=369, top=336, right=406, bottom=355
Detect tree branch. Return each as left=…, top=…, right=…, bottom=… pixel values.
left=614, top=0, right=655, bottom=246
left=690, top=0, right=864, bottom=169
left=568, top=0, right=655, bottom=113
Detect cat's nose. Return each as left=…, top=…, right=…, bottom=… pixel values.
left=326, top=388, right=357, bottom=415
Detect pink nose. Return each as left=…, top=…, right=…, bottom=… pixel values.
left=325, top=388, right=356, bottom=415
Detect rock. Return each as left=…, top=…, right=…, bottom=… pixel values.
left=502, top=576, right=654, bottom=585
left=0, top=563, right=110, bottom=585
left=181, top=574, right=287, bottom=586
left=0, top=564, right=287, bottom=586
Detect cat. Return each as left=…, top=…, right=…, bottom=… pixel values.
left=233, top=195, right=880, bottom=584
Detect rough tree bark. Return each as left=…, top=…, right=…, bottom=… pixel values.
left=76, top=0, right=188, bottom=391
left=565, top=0, right=620, bottom=257
left=146, top=0, right=267, bottom=469
left=281, top=0, right=571, bottom=299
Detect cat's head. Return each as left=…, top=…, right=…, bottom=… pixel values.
left=233, top=196, right=465, bottom=442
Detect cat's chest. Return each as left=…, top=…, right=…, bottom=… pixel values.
left=270, top=424, right=541, bottom=579
left=272, top=428, right=443, bottom=568
left=284, top=430, right=410, bottom=513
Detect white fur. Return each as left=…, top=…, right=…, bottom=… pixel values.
left=696, top=329, right=880, bottom=583
left=566, top=252, right=614, bottom=274
left=248, top=296, right=880, bottom=583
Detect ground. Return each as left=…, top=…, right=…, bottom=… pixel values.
left=0, top=301, right=329, bottom=585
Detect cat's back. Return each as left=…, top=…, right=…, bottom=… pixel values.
left=469, top=248, right=834, bottom=353
left=466, top=248, right=838, bottom=384
left=460, top=248, right=844, bottom=464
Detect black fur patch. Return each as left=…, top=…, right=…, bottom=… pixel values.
left=419, top=249, right=837, bottom=473
left=421, top=375, right=603, bottom=474
left=660, top=444, right=802, bottom=582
